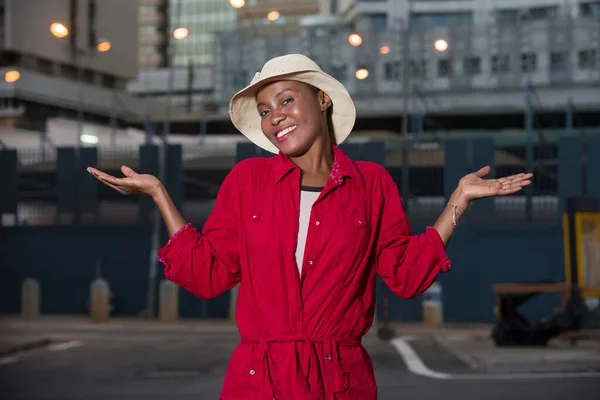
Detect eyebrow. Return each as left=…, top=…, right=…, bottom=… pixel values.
left=256, top=88, right=293, bottom=108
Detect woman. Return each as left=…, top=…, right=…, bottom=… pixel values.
left=88, top=54, right=532, bottom=399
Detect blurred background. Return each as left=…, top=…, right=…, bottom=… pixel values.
left=0, top=0, right=599, bottom=326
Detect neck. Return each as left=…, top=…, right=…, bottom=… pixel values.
left=291, top=138, right=334, bottom=187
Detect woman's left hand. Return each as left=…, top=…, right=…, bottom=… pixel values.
left=457, top=166, right=533, bottom=202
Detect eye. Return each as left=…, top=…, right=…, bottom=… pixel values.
left=282, top=97, right=293, bottom=106
left=259, top=109, right=270, bottom=117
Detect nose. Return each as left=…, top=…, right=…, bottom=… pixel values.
left=270, top=109, right=286, bottom=126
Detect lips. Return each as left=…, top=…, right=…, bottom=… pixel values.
left=275, top=125, right=297, bottom=143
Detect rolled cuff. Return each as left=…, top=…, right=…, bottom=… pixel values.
left=424, top=226, right=452, bottom=273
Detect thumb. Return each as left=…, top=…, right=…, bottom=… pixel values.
left=474, top=165, right=491, bottom=178
left=121, top=165, right=137, bottom=177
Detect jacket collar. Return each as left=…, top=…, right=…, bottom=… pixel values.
left=272, top=145, right=362, bottom=188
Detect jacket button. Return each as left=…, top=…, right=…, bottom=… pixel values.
left=249, top=369, right=255, bottom=375
left=315, top=221, right=320, bottom=226
left=252, top=215, right=257, bottom=219
left=325, top=356, right=331, bottom=361
left=357, top=220, right=363, bottom=225
left=308, top=260, right=313, bottom=265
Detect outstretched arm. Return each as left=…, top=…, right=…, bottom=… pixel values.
left=88, top=165, right=186, bottom=237
left=375, top=165, right=532, bottom=299
left=433, top=166, right=533, bottom=247
left=87, top=164, right=242, bottom=299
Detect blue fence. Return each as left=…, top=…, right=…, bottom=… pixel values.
left=0, top=132, right=599, bottom=323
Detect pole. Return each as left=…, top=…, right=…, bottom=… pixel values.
left=110, top=91, right=117, bottom=151
left=566, top=97, right=573, bottom=135
left=525, top=80, right=534, bottom=222
left=401, top=21, right=410, bottom=137
left=76, top=52, right=84, bottom=149
left=143, top=0, right=180, bottom=319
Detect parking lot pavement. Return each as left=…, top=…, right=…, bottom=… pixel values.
left=0, top=318, right=599, bottom=399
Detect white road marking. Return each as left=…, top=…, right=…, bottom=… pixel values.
left=390, top=337, right=452, bottom=379
left=48, top=340, right=83, bottom=352
left=391, top=336, right=600, bottom=380
left=0, top=356, right=18, bottom=366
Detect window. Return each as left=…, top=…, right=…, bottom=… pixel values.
left=371, top=14, right=387, bottom=32
left=140, top=25, right=157, bottom=35
left=578, top=49, right=597, bottom=69
left=496, top=9, right=519, bottom=24
left=410, top=12, right=473, bottom=28
left=491, top=54, right=510, bottom=74
left=463, top=57, right=481, bottom=76
left=550, top=52, right=567, bottom=72
left=384, top=61, right=401, bottom=80
left=529, top=6, right=558, bottom=20
left=580, top=1, right=600, bottom=17
left=331, top=65, right=348, bottom=82
left=521, top=53, right=537, bottom=73
left=409, top=60, right=427, bottom=78
left=437, top=59, right=452, bottom=77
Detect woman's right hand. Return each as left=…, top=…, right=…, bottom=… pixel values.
left=88, top=165, right=162, bottom=199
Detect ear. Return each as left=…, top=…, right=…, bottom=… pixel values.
left=319, top=91, right=332, bottom=111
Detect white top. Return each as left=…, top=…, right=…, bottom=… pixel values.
left=295, top=187, right=322, bottom=276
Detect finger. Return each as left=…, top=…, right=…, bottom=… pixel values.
left=88, top=167, right=115, bottom=181
left=497, top=173, right=531, bottom=184
left=474, top=166, right=491, bottom=178
left=121, top=165, right=137, bottom=177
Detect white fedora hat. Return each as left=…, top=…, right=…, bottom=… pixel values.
left=229, top=54, right=356, bottom=154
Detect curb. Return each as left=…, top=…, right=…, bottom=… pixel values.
left=0, top=338, right=54, bottom=357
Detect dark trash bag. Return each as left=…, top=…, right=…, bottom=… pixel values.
left=492, top=287, right=588, bottom=347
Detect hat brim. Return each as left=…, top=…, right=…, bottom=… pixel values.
left=229, top=70, right=356, bottom=154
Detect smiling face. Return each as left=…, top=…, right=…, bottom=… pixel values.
left=256, top=80, right=332, bottom=157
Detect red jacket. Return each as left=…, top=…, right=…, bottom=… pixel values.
left=158, top=146, right=451, bottom=399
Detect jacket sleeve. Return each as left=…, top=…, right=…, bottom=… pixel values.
left=157, top=165, right=242, bottom=300
left=374, top=168, right=452, bottom=299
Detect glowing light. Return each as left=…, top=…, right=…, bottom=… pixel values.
left=229, top=0, right=245, bottom=8
left=173, top=27, right=189, bottom=40
left=4, top=70, right=20, bottom=83
left=348, top=34, right=362, bottom=47
left=355, top=68, right=369, bottom=80
left=267, top=11, right=280, bottom=21
left=80, top=134, right=99, bottom=144
left=96, top=40, right=111, bottom=52
left=50, top=22, right=69, bottom=38
left=380, top=45, right=390, bottom=55
left=434, top=39, right=448, bottom=52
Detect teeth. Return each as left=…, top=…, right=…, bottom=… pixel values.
left=277, top=125, right=297, bottom=138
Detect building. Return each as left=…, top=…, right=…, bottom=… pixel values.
left=138, top=0, right=168, bottom=70
left=0, top=0, right=159, bottom=139
left=127, top=0, right=323, bottom=127
left=211, top=0, right=600, bottom=133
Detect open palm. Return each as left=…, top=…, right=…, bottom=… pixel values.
left=458, top=166, right=533, bottom=201
left=87, top=165, right=161, bottom=198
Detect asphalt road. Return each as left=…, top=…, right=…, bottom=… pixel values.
left=0, top=330, right=598, bottom=400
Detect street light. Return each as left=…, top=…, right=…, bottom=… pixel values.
left=4, top=70, right=20, bottom=83
left=267, top=11, right=280, bottom=21
left=355, top=68, right=369, bottom=80
left=229, top=0, right=245, bottom=8
left=434, top=39, right=448, bottom=52
left=380, top=45, right=390, bottom=55
left=348, top=33, right=362, bottom=47
left=96, top=39, right=112, bottom=52
left=173, top=27, right=189, bottom=40
left=50, top=22, right=69, bottom=38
